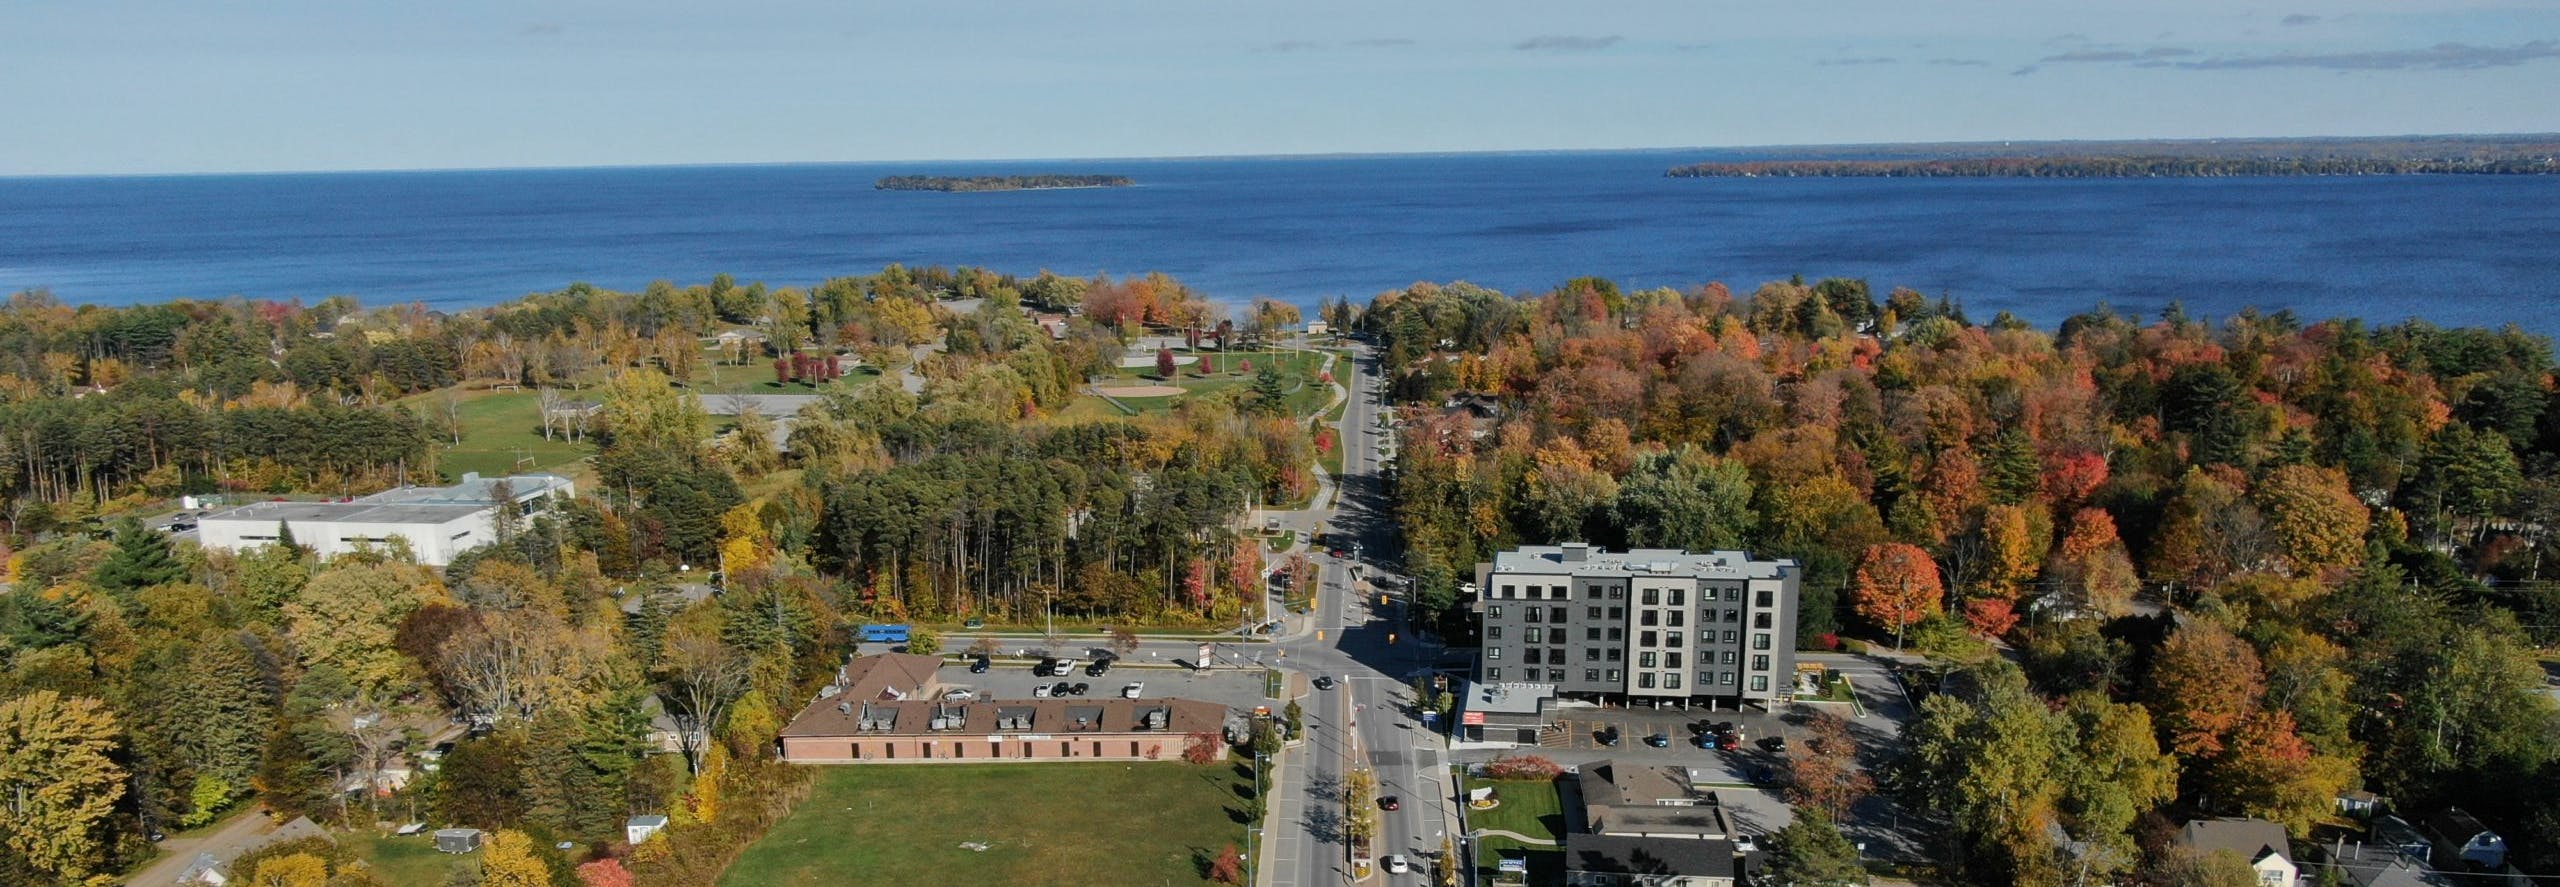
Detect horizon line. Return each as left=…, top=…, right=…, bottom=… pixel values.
left=5, top=131, right=2556, bottom=181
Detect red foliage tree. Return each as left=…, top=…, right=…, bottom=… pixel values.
left=1209, top=844, right=1246, bottom=884
left=1961, top=598, right=2019, bottom=638
left=577, top=858, right=636, bottom=887
left=1484, top=754, right=1564, bottom=780
left=1156, top=347, right=1178, bottom=380
left=1852, top=543, right=1944, bottom=651
left=1183, top=732, right=1225, bottom=764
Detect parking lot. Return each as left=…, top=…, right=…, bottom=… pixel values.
left=926, top=655, right=1279, bottom=716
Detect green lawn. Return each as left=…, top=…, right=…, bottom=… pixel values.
left=688, top=361, right=884, bottom=395
left=342, top=830, right=475, bottom=886
left=1462, top=772, right=1566, bottom=884
left=1077, top=350, right=1336, bottom=418
left=403, top=387, right=597, bottom=484
left=724, top=762, right=1260, bottom=887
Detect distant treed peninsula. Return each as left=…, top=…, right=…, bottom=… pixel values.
left=875, top=174, right=1134, bottom=191
left=1668, top=134, right=2560, bottom=178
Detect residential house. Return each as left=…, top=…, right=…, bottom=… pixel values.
left=2176, top=818, right=2297, bottom=887
left=2422, top=808, right=2508, bottom=871
left=2324, top=836, right=2457, bottom=887
left=1577, top=759, right=1734, bottom=840
left=1562, top=834, right=1739, bottom=887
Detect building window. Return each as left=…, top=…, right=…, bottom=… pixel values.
left=1488, top=627, right=1503, bottom=640
left=1699, top=671, right=1714, bottom=686
left=1723, top=671, right=1737, bottom=685
left=1547, top=669, right=1564, bottom=682
left=1488, top=647, right=1502, bottom=660
left=1588, top=586, right=1605, bottom=600
left=1756, top=590, right=1773, bottom=607
left=1525, top=648, right=1542, bottom=665
left=1754, top=613, right=1772, bottom=629
left=1588, top=606, right=1603, bottom=619
left=1641, top=588, right=1660, bottom=605
left=1524, top=627, right=1543, bottom=644
left=1526, top=586, right=1542, bottom=600
left=1550, top=606, right=1567, bottom=623
left=1640, top=611, right=1660, bottom=627
left=1666, top=652, right=1683, bottom=669
left=1586, top=669, right=1602, bottom=683
left=1726, top=587, right=1742, bottom=602
left=1639, top=652, right=1657, bottom=668
left=1667, top=610, right=1685, bottom=627
left=1610, top=587, right=1624, bottom=599
left=1721, top=651, right=1736, bottom=665
left=1609, top=607, right=1625, bottom=619
left=1724, top=610, right=1740, bottom=624
left=1752, top=633, right=1772, bottom=651
left=1665, top=673, right=1682, bottom=690
left=1752, top=655, right=1771, bottom=671
left=1548, top=648, right=1565, bottom=665
left=1487, top=667, right=1502, bottom=681
left=1638, top=673, right=1656, bottom=689
left=1587, top=628, right=1602, bottom=642
left=1668, top=588, right=1685, bottom=606
left=1488, top=605, right=1504, bottom=619
left=1525, top=608, right=1542, bottom=623
left=1607, top=669, right=1622, bottom=682
left=1585, top=648, right=1601, bottom=662
left=1751, top=675, right=1769, bottom=692
left=1666, top=631, right=1684, bottom=648
left=1607, top=648, right=1623, bottom=662
left=1640, top=631, right=1658, bottom=647
left=1723, top=630, right=1737, bottom=644
left=1607, top=627, right=1624, bottom=641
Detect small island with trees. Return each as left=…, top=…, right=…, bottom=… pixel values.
left=874, top=174, right=1134, bottom=192
left=1668, top=133, right=2560, bottom=178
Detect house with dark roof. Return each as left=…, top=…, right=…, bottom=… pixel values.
left=1577, top=760, right=1733, bottom=840
left=2176, top=818, right=2297, bottom=887
left=1562, top=834, right=1739, bottom=887
left=2322, top=835, right=2457, bottom=887
left=2422, top=807, right=2508, bottom=871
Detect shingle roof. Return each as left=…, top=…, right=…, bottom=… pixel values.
left=1562, top=834, right=1736, bottom=878
left=2178, top=818, right=2292, bottom=868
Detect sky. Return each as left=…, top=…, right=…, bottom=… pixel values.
left=5, top=1, right=2558, bottom=175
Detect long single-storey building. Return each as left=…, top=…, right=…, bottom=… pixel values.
left=776, top=653, right=1231, bottom=764
left=196, top=472, right=572, bottom=566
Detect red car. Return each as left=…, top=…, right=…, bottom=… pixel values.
left=1379, top=796, right=1401, bottom=811
left=1718, top=733, right=1742, bottom=751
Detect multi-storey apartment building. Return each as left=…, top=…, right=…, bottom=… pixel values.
left=1473, top=543, right=1800, bottom=706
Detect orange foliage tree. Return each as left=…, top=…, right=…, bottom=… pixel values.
left=1853, top=543, right=1943, bottom=651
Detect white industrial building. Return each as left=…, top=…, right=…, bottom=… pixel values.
left=196, top=473, right=573, bottom=566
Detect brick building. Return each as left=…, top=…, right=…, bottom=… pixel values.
left=776, top=653, right=1230, bottom=764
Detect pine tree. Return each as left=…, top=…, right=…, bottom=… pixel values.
left=93, top=518, right=186, bottom=592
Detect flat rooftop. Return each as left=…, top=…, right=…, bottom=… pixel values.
left=1490, top=545, right=1793, bottom=580
left=199, top=473, right=570, bottom=527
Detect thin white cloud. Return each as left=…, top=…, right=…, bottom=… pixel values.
left=2178, top=40, right=2560, bottom=70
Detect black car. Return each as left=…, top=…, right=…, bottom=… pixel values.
left=1762, top=736, right=1787, bottom=753
left=1050, top=681, right=1072, bottom=697
left=1595, top=727, right=1621, bottom=746
left=970, top=656, right=991, bottom=674
left=1068, top=682, right=1090, bottom=696
left=1085, top=660, right=1112, bottom=677
left=1036, top=657, right=1061, bottom=676
left=1645, top=733, right=1671, bottom=748
left=1313, top=675, right=1337, bottom=690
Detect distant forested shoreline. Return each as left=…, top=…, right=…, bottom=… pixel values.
left=875, top=174, right=1134, bottom=191
left=1667, top=156, right=2560, bottom=178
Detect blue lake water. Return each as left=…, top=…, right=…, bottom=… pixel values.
left=3, top=149, right=2557, bottom=335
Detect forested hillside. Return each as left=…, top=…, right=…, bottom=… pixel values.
left=1366, top=276, right=2560, bottom=881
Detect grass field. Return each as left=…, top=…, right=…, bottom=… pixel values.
left=688, top=361, right=885, bottom=395
left=1074, top=349, right=1335, bottom=418
left=402, top=387, right=597, bottom=485
left=342, top=830, right=474, bottom=886
left=723, top=762, right=1260, bottom=887
left=1462, top=773, right=1565, bottom=885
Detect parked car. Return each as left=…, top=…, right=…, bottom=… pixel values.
left=1122, top=682, right=1145, bottom=698
left=1068, top=682, right=1090, bottom=696
left=941, top=689, right=975, bottom=701
left=1313, top=675, right=1337, bottom=690
left=1717, top=733, right=1742, bottom=751
left=1036, top=657, right=1060, bottom=676
left=1085, top=660, right=1112, bottom=677
left=1034, top=684, right=1053, bottom=698
left=1379, top=796, right=1401, bottom=811
left=1050, top=682, right=1072, bottom=697
left=1384, top=854, right=1411, bottom=874
left=1762, top=736, right=1787, bottom=753
left=969, top=656, right=991, bottom=674
left=1595, top=726, right=1621, bottom=746
left=1645, top=733, right=1671, bottom=748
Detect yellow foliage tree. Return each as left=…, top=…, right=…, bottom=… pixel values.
left=250, top=852, right=329, bottom=887
left=480, top=829, right=553, bottom=887
left=718, top=502, right=774, bottom=578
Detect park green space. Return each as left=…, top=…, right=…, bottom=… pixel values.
left=342, top=830, right=473, bottom=886
left=1462, top=773, right=1565, bottom=885
left=721, top=762, right=1260, bottom=887
left=400, top=387, right=597, bottom=485
left=1076, top=349, right=1334, bottom=417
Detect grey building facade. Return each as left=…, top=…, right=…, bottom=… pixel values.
left=1474, top=544, right=1799, bottom=705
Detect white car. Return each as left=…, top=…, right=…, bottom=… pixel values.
left=1384, top=854, right=1411, bottom=874
left=941, top=689, right=975, bottom=701
left=1122, top=682, right=1145, bottom=698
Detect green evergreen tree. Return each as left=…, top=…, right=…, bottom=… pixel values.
left=172, top=634, right=275, bottom=795
left=1764, top=806, right=1868, bottom=886
left=92, top=518, right=186, bottom=593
